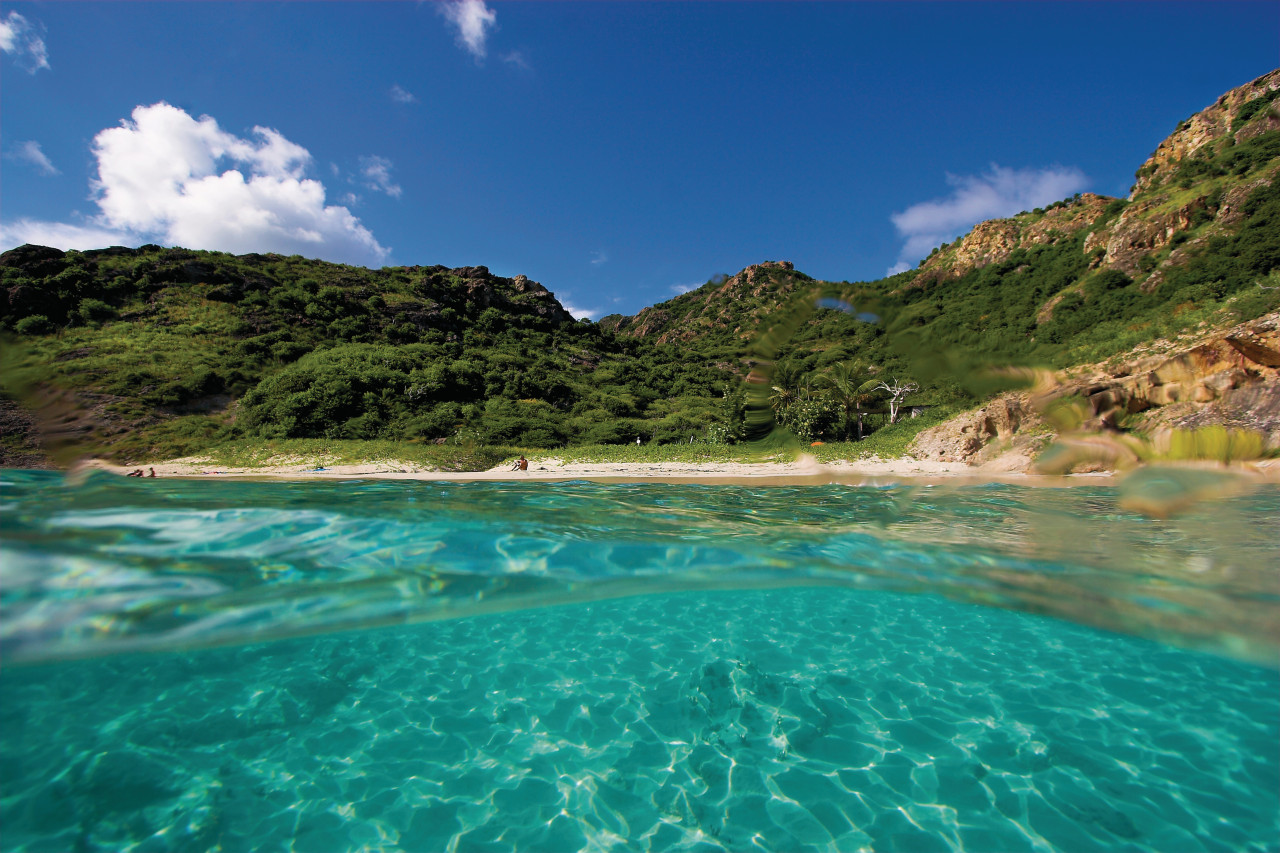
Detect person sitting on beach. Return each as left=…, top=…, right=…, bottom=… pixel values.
left=510, top=455, right=528, bottom=471
left=147, top=468, right=156, bottom=477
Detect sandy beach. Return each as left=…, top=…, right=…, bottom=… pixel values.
left=74, top=452, right=1280, bottom=487
left=83, top=454, right=1118, bottom=486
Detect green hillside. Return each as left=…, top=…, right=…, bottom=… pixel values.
left=2, top=71, right=1278, bottom=467
left=0, top=248, right=735, bottom=461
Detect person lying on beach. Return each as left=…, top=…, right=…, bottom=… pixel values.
left=126, top=469, right=143, bottom=477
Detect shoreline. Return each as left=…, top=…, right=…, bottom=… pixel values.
left=63, top=452, right=1280, bottom=487
left=80, top=454, right=1065, bottom=485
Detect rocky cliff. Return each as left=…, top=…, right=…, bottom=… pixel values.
left=911, top=193, right=1114, bottom=286
left=1131, top=70, right=1280, bottom=197
left=909, top=311, right=1280, bottom=470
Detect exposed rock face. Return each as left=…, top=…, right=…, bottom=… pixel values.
left=1130, top=70, right=1280, bottom=197
left=913, top=194, right=1112, bottom=284
left=1217, top=175, right=1277, bottom=226
left=408, top=264, right=573, bottom=323
left=1083, top=198, right=1204, bottom=277
left=1076, top=71, right=1280, bottom=278
left=909, top=312, right=1280, bottom=468
left=459, top=270, right=572, bottom=322
left=908, top=395, right=1038, bottom=464
left=1049, top=313, right=1280, bottom=428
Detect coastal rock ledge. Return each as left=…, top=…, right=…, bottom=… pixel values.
left=909, top=311, right=1280, bottom=470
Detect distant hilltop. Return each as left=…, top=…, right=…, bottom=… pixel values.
left=599, top=261, right=810, bottom=344
left=914, top=68, right=1279, bottom=288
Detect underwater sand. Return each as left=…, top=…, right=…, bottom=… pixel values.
left=2, top=472, right=1277, bottom=852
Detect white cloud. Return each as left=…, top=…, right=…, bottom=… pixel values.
left=0, top=11, right=50, bottom=73
left=590, top=250, right=608, bottom=266
left=557, top=296, right=598, bottom=320
left=887, top=164, right=1088, bottom=274
left=439, top=0, right=497, bottom=61
left=670, top=282, right=700, bottom=295
left=0, top=218, right=132, bottom=251
left=5, top=140, right=59, bottom=175
left=501, top=50, right=530, bottom=71
left=359, top=155, right=402, bottom=198
left=0, top=102, right=390, bottom=265
left=390, top=84, right=418, bottom=104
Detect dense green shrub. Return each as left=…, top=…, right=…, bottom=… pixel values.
left=77, top=298, right=116, bottom=324
left=14, top=314, right=54, bottom=335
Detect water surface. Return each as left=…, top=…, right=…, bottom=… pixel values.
left=2, top=471, right=1277, bottom=851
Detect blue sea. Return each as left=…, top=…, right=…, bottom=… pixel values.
left=1, top=469, right=1277, bottom=852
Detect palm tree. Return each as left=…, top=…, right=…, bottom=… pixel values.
left=769, top=361, right=803, bottom=411
left=818, top=362, right=879, bottom=440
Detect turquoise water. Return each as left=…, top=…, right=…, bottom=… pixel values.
left=1, top=470, right=1278, bottom=852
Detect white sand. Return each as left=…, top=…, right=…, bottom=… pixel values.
left=82, top=453, right=1127, bottom=486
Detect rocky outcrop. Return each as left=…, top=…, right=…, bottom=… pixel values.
left=914, top=194, right=1112, bottom=284
left=908, top=395, right=1041, bottom=465
left=1083, top=199, right=1204, bottom=277
left=909, top=312, right=1280, bottom=468
left=1130, top=70, right=1280, bottom=197
left=452, top=268, right=573, bottom=322
left=1063, top=313, right=1280, bottom=426
left=1079, top=70, right=1280, bottom=278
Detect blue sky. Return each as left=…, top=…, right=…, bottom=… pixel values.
left=2, top=2, right=1276, bottom=318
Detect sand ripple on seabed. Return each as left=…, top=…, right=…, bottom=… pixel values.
left=1, top=589, right=1277, bottom=853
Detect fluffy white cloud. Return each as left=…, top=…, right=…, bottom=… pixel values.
left=0, top=11, right=50, bottom=73
left=1, top=103, right=390, bottom=265
left=558, top=297, right=596, bottom=320
left=359, top=155, right=402, bottom=198
left=887, top=164, right=1088, bottom=274
left=5, top=140, right=59, bottom=175
left=389, top=84, right=418, bottom=104
left=440, top=0, right=497, bottom=60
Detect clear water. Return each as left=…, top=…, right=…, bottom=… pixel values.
left=2, top=470, right=1277, bottom=852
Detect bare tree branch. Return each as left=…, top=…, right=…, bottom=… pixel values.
left=873, top=378, right=919, bottom=423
